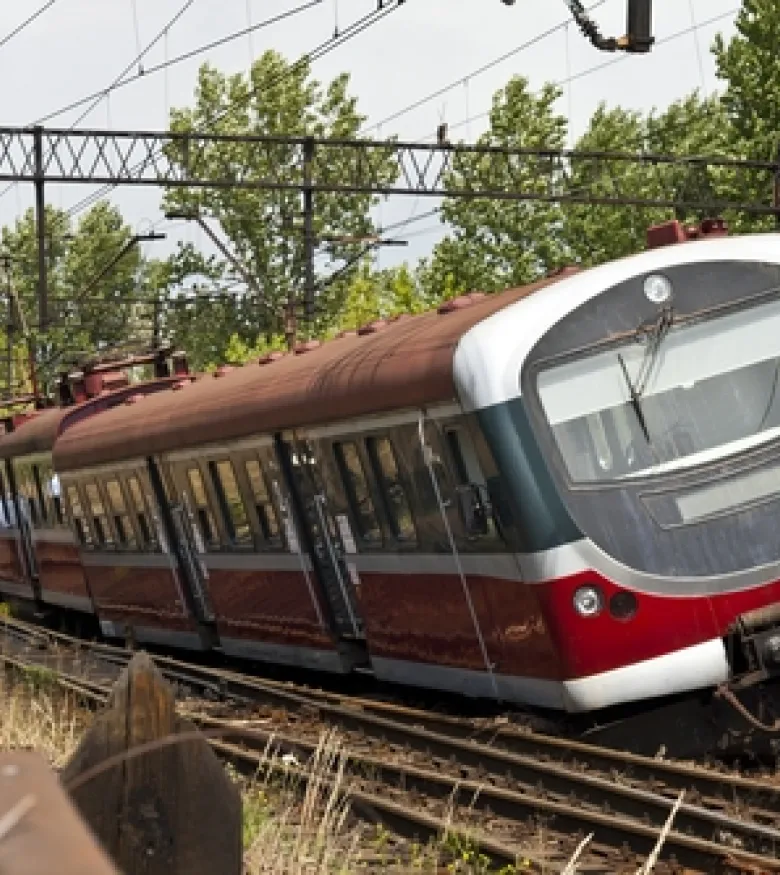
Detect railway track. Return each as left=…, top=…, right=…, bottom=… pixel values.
left=1, top=616, right=780, bottom=873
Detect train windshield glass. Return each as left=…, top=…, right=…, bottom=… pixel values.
left=536, top=293, right=780, bottom=482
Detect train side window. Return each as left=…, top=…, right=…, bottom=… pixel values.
left=32, top=464, right=50, bottom=526
left=66, top=485, right=92, bottom=547
left=366, top=436, right=417, bottom=542
left=444, top=427, right=496, bottom=540
left=0, top=467, right=9, bottom=528
left=126, top=475, right=156, bottom=548
left=105, top=479, right=136, bottom=548
left=15, top=464, right=39, bottom=528
left=333, top=441, right=381, bottom=543
left=85, top=482, right=114, bottom=548
left=186, top=466, right=220, bottom=549
left=244, top=459, right=281, bottom=543
left=208, top=459, right=252, bottom=547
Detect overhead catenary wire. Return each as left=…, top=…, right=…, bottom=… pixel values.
left=34, top=0, right=324, bottom=127
left=0, top=0, right=60, bottom=52
left=64, top=0, right=407, bottom=220
left=416, top=8, right=738, bottom=145
left=359, top=0, right=608, bottom=137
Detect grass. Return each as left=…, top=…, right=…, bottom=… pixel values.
left=0, top=666, right=688, bottom=874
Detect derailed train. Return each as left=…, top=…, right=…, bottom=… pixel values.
left=2, top=218, right=780, bottom=721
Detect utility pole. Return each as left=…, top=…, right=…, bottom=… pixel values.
left=3, top=255, right=13, bottom=397
left=33, top=126, right=47, bottom=332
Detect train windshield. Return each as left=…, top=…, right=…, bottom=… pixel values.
left=536, top=293, right=780, bottom=482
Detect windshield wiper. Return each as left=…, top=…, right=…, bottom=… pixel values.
left=616, top=305, right=674, bottom=446
left=617, top=353, right=651, bottom=444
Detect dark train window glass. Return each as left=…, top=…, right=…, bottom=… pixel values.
left=244, top=459, right=280, bottom=542
left=32, top=464, right=49, bottom=525
left=85, top=482, right=114, bottom=548
left=15, top=464, right=40, bottom=528
left=333, top=442, right=381, bottom=543
left=105, top=479, right=136, bottom=548
left=66, top=485, right=92, bottom=546
left=209, top=460, right=251, bottom=546
left=186, top=466, right=219, bottom=547
left=445, top=430, right=470, bottom=484
left=0, top=468, right=9, bottom=527
left=366, top=437, right=416, bottom=542
left=126, top=475, right=155, bottom=547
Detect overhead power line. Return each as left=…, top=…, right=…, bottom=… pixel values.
left=0, top=0, right=60, bottom=52
left=64, top=0, right=407, bottom=219
left=360, top=0, right=608, bottom=136
left=418, top=7, right=738, bottom=145
left=34, top=0, right=324, bottom=126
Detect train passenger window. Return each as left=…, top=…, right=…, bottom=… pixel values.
left=105, top=479, right=136, bottom=548
left=333, top=442, right=381, bottom=543
left=66, top=485, right=92, bottom=546
left=85, top=482, right=114, bottom=548
left=0, top=467, right=9, bottom=528
left=31, top=465, right=48, bottom=525
left=126, top=475, right=156, bottom=548
left=186, top=467, right=219, bottom=548
left=208, top=460, right=252, bottom=546
left=244, top=459, right=281, bottom=543
left=15, top=464, right=40, bottom=528
left=366, top=437, right=417, bottom=542
left=38, top=460, right=64, bottom=526
left=444, top=427, right=498, bottom=541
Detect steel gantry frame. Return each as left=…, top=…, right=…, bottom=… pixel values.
left=3, top=125, right=780, bottom=329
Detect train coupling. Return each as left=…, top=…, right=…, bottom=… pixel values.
left=725, top=602, right=780, bottom=686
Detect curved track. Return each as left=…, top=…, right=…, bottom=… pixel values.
left=1, top=616, right=779, bottom=873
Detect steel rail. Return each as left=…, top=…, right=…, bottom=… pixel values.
left=2, top=621, right=780, bottom=872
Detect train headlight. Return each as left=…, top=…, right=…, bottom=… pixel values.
left=643, top=274, right=673, bottom=305
left=573, top=585, right=604, bottom=618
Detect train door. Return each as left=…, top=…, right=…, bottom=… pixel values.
left=147, top=459, right=215, bottom=627
left=11, top=463, right=41, bottom=601
left=275, top=432, right=364, bottom=640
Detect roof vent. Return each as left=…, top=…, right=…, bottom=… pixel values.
left=172, top=379, right=191, bottom=391
left=258, top=351, right=286, bottom=366
left=437, top=292, right=486, bottom=315
left=213, top=365, right=235, bottom=378
left=124, top=394, right=143, bottom=405
left=357, top=319, right=388, bottom=336
left=294, top=340, right=322, bottom=355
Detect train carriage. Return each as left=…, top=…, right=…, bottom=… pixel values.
left=35, top=222, right=780, bottom=718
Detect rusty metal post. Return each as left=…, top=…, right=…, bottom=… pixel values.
left=33, top=126, right=47, bottom=331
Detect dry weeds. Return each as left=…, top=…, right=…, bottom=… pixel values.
left=0, top=666, right=689, bottom=873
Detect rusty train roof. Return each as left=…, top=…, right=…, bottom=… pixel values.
left=0, top=377, right=197, bottom=461
left=53, top=272, right=577, bottom=472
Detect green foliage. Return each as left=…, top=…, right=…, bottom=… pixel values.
left=162, top=49, right=397, bottom=350
left=424, top=76, right=570, bottom=296
left=1, top=202, right=141, bottom=394
left=563, top=94, right=735, bottom=265
left=712, top=0, right=780, bottom=232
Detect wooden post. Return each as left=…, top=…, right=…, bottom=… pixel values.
left=0, top=751, right=120, bottom=875
left=61, top=651, right=242, bottom=875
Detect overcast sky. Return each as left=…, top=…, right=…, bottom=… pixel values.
left=0, top=0, right=740, bottom=274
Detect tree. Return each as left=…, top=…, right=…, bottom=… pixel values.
left=562, top=94, right=735, bottom=265
left=162, top=49, right=397, bottom=347
left=0, top=202, right=141, bottom=394
left=422, top=76, right=569, bottom=297
left=713, top=0, right=780, bottom=232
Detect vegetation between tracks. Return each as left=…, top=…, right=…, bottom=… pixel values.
left=0, top=669, right=529, bottom=873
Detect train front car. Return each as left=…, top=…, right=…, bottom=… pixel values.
left=455, top=228, right=780, bottom=742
